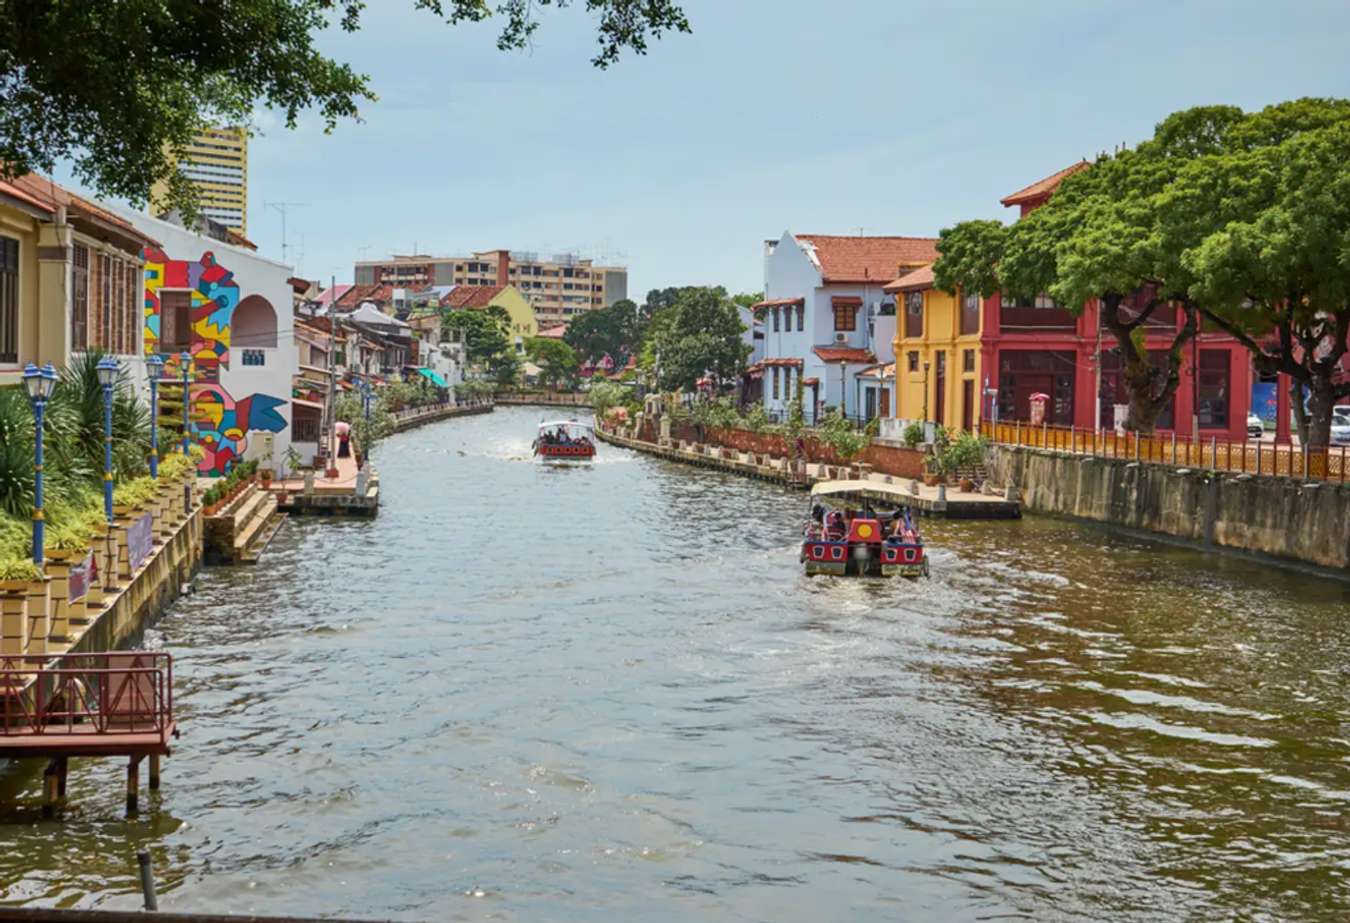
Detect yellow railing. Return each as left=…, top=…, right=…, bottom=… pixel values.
left=980, top=421, right=1347, bottom=483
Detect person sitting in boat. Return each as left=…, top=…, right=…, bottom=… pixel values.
left=803, top=504, right=825, bottom=540
left=886, top=509, right=920, bottom=544
left=824, top=509, right=847, bottom=541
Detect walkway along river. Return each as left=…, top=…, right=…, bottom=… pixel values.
left=2, top=406, right=1348, bottom=921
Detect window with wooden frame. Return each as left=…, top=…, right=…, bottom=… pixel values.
left=963, top=349, right=975, bottom=373
left=796, top=303, right=804, bottom=331
left=772, top=365, right=780, bottom=399
left=71, top=244, right=89, bottom=351
left=960, top=291, right=980, bottom=335
left=159, top=290, right=193, bottom=352
left=904, top=291, right=924, bottom=338
left=772, top=307, right=779, bottom=332
left=907, top=350, right=919, bottom=372
left=832, top=299, right=858, bottom=332
left=0, top=235, right=17, bottom=363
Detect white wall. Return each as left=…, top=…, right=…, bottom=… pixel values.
left=118, top=210, right=298, bottom=476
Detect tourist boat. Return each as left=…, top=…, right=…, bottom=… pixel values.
left=533, top=420, right=596, bottom=460
left=800, top=480, right=929, bottom=579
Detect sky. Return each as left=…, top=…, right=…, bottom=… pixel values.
left=77, top=0, right=1350, bottom=297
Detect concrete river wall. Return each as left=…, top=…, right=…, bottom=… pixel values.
left=987, top=445, right=1350, bottom=571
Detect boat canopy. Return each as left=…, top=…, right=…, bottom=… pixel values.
left=809, top=479, right=876, bottom=497
left=537, top=420, right=593, bottom=432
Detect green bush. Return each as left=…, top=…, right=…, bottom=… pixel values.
left=818, top=409, right=870, bottom=461
left=902, top=421, right=925, bottom=448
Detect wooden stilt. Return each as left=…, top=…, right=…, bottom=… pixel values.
left=148, top=753, right=161, bottom=790
left=126, top=756, right=141, bottom=813
left=42, top=759, right=60, bottom=818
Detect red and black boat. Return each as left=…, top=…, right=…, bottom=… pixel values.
left=800, top=480, right=929, bottom=579
left=533, top=420, right=596, bottom=461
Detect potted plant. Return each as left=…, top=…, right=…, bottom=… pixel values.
left=0, top=556, right=41, bottom=593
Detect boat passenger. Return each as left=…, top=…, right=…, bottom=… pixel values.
left=824, top=509, right=847, bottom=541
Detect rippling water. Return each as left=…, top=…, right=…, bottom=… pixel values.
left=3, top=406, right=1348, bottom=921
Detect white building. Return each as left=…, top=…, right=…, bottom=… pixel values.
left=753, top=232, right=933, bottom=423
left=118, top=209, right=299, bottom=478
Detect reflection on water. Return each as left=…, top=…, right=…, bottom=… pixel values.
left=2, top=407, right=1348, bottom=921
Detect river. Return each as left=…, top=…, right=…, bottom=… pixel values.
left=2, top=405, right=1348, bottom=921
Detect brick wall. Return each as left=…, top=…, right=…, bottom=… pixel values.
left=648, top=422, right=924, bottom=479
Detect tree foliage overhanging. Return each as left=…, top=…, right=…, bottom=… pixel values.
left=0, top=0, right=689, bottom=213
left=638, top=286, right=750, bottom=392
left=934, top=97, right=1350, bottom=444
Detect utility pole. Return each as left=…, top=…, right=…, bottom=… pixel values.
left=327, top=274, right=339, bottom=478
left=266, top=201, right=308, bottom=265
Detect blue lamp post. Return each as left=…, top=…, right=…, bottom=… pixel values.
left=179, top=351, right=192, bottom=454
left=22, top=363, right=57, bottom=565
left=146, top=355, right=164, bottom=478
left=96, top=356, right=119, bottom=523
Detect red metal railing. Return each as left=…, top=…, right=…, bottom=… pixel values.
left=0, top=652, right=173, bottom=737
left=980, top=421, right=1348, bottom=483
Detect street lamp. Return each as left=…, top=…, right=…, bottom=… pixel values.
left=179, top=351, right=192, bottom=454
left=96, top=356, right=120, bottom=524
left=22, top=362, right=57, bottom=565
left=146, top=355, right=164, bottom=478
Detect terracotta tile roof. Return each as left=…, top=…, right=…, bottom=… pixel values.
left=802, top=377, right=820, bottom=386
left=1000, top=161, right=1090, bottom=207
left=226, top=228, right=258, bottom=251
left=538, top=324, right=568, bottom=339
left=336, top=283, right=395, bottom=308
left=859, top=362, right=897, bottom=379
left=746, top=357, right=804, bottom=374
left=813, top=346, right=877, bottom=364
left=884, top=263, right=935, bottom=293
left=441, top=285, right=505, bottom=309
left=0, top=174, right=158, bottom=248
left=797, top=234, right=938, bottom=284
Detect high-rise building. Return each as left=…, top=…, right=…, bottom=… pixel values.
left=151, top=126, right=249, bottom=235
left=353, top=249, right=628, bottom=326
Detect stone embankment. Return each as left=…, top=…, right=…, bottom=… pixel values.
left=495, top=391, right=588, bottom=407
left=988, top=445, right=1350, bottom=571
left=596, top=425, right=1018, bottom=518
left=390, top=400, right=493, bottom=433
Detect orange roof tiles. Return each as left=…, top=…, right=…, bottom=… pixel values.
left=859, top=362, right=897, bottom=379
left=0, top=174, right=158, bottom=247
left=441, top=285, right=505, bottom=309
left=1000, top=161, right=1090, bottom=207
left=813, top=346, right=877, bottom=364
left=798, top=234, right=938, bottom=283
left=336, top=283, right=395, bottom=308
left=751, top=297, right=804, bottom=312
left=884, top=263, right=934, bottom=293
left=538, top=324, right=568, bottom=339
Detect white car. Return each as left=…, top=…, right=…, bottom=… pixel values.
left=1331, top=408, right=1350, bottom=446
left=1246, top=412, right=1264, bottom=438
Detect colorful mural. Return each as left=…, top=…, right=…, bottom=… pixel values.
left=143, top=247, right=288, bottom=476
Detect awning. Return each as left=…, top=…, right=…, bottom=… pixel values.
left=416, top=367, right=449, bottom=388
left=292, top=397, right=324, bottom=410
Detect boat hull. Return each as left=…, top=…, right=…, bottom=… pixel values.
left=801, top=540, right=927, bottom=579
left=535, top=444, right=595, bottom=460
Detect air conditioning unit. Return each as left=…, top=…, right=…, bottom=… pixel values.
left=835, top=332, right=847, bottom=343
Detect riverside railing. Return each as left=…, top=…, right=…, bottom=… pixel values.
left=980, top=420, right=1348, bottom=483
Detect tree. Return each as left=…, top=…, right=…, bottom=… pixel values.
left=0, top=1, right=689, bottom=213
left=526, top=337, right=579, bottom=390
left=563, top=298, right=644, bottom=365
left=934, top=106, right=1276, bottom=434
left=730, top=292, right=764, bottom=310
left=442, top=308, right=511, bottom=367
left=642, top=286, right=750, bottom=391
left=1165, top=100, right=1350, bottom=447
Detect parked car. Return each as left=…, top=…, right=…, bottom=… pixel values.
left=1331, top=409, right=1350, bottom=446
left=1246, top=412, right=1265, bottom=438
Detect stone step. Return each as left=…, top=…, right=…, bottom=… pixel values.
left=238, top=510, right=284, bottom=564
left=232, top=493, right=278, bottom=558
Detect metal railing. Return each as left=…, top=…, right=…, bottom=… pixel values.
left=981, top=420, right=1348, bottom=483
left=0, top=652, right=173, bottom=737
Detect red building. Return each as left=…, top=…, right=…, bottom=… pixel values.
left=979, top=164, right=1253, bottom=443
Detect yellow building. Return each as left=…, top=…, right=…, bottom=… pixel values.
left=151, top=126, right=249, bottom=235
left=885, top=264, right=984, bottom=432
left=435, top=284, right=538, bottom=353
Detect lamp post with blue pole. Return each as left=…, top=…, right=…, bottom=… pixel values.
left=179, top=351, right=192, bottom=454
left=22, top=363, right=58, bottom=565
left=146, top=355, right=164, bottom=479
left=96, top=357, right=120, bottom=524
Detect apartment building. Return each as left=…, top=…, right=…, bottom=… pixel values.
left=354, top=249, right=627, bottom=325
left=150, top=126, right=249, bottom=235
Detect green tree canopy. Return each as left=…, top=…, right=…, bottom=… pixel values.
left=0, top=0, right=689, bottom=212
left=935, top=99, right=1350, bottom=436
left=1166, top=99, right=1350, bottom=446
left=563, top=298, right=644, bottom=365
left=443, top=307, right=511, bottom=366
left=641, top=286, right=749, bottom=392
left=526, top=337, right=579, bottom=389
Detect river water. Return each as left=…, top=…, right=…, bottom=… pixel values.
left=2, top=406, right=1348, bottom=921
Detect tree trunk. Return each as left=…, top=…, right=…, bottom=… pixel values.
left=1304, top=379, right=1335, bottom=449
left=1102, top=296, right=1196, bottom=436
left=1290, top=378, right=1310, bottom=445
